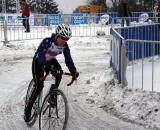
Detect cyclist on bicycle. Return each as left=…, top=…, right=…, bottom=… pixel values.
left=24, top=24, right=79, bottom=122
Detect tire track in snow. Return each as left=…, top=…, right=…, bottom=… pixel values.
left=60, top=76, right=148, bottom=130
left=0, top=41, right=150, bottom=130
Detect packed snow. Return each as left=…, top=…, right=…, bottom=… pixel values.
left=0, top=33, right=160, bottom=130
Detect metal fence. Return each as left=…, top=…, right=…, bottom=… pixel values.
left=111, top=17, right=160, bottom=28
left=126, top=39, right=160, bottom=92
left=0, top=12, right=157, bottom=44
left=110, top=21, right=160, bottom=92
left=0, top=15, right=110, bottom=44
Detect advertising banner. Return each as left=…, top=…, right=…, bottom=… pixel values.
left=48, top=14, right=62, bottom=25
left=0, top=15, right=5, bottom=20
left=0, top=15, right=5, bottom=25
left=0, top=13, right=34, bottom=26
left=6, top=13, right=22, bottom=25
left=70, top=13, right=88, bottom=25
left=29, top=14, right=35, bottom=26
left=34, top=14, right=46, bottom=26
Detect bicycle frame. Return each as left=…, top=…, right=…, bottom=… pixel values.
left=40, top=69, right=74, bottom=86
left=25, top=68, right=73, bottom=127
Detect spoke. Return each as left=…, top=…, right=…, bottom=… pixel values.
left=43, top=104, right=49, bottom=115
left=48, top=119, right=51, bottom=130
left=42, top=105, right=51, bottom=128
left=51, top=118, right=57, bottom=130
left=40, top=90, right=68, bottom=130
left=42, top=110, right=64, bottom=130
left=42, top=117, right=50, bottom=128
left=56, top=96, right=65, bottom=113
left=41, top=107, right=57, bottom=129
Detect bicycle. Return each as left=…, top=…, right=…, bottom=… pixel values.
left=24, top=66, right=75, bottom=130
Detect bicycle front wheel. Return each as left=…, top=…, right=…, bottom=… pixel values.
left=39, top=88, right=69, bottom=130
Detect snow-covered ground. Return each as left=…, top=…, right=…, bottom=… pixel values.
left=0, top=33, right=160, bottom=130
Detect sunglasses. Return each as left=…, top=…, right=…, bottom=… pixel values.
left=59, top=36, right=69, bottom=41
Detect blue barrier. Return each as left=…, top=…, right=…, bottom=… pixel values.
left=110, top=23, right=160, bottom=83
left=70, top=13, right=89, bottom=25
left=33, top=12, right=155, bottom=26
left=0, top=12, right=156, bottom=26
left=120, top=24, right=160, bottom=61
left=48, top=14, right=62, bottom=25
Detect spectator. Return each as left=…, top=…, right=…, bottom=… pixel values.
left=22, top=0, right=30, bottom=32
left=118, top=0, right=132, bottom=27
left=154, top=1, right=160, bottom=23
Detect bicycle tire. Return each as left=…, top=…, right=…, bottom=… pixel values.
left=25, top=79, right=34, bottom=107
left=24, top=79, right=41, bottom=126
left=39, top=88, right=69, bottom=130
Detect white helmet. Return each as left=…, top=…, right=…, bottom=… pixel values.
left=56, top=24, right=72, bottom=39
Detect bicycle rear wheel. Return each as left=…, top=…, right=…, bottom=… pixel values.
left=24, top=79, right=41, bottom=126
left=25, top=79, right=34, bottom=106
left=39, top=88, right=69, bottom=130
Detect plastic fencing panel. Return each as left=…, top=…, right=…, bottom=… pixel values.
left=121, top=24, right=160, bottom=91
left=0, top=14, right=110, bottom=42
left=120, top=24, right=160, bottom=61
left=110, top=28, right=125, bottom=83
left=126, top=40, right=160, bottom=92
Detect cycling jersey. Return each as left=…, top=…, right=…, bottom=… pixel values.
left=35, top=37, right=76, bottom=72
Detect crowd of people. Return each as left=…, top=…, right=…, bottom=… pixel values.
left=117, top=0, right=160, bottom=26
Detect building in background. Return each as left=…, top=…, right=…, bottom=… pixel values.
left=74, top=4, right=103, bottom=13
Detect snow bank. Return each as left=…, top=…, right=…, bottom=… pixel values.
left=100, top=70, right=160, bottom=130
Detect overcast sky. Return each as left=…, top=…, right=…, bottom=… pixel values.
left=55, top=0, right=112, bottom=14
left=55, top=0, right=86, bottom=14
